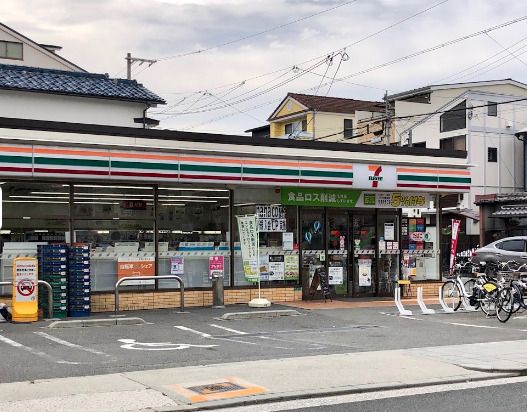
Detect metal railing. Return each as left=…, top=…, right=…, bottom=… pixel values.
left=114, top=275, right=184, bottom=315
left=0, top=280, right=53, bottom=318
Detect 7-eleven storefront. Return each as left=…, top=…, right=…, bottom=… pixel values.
left=0, top=119, right=470, bottom=311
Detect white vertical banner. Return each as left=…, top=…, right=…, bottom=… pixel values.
left=236, top=214, right=259, bottom=282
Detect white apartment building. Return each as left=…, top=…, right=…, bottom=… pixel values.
left=389, top=79, right=527, bottom=237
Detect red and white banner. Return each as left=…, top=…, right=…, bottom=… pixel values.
left=450, top=219, right=461, bottom=274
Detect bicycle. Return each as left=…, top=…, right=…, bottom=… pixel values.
left=497, top=273, right=527, bottom=323
left=441, top=270, right=486, bottom=311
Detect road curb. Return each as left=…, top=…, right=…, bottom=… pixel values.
left=457, top=363, right=527, bottom=374
left=154, top=373, right=518, bottom=411
left=220, top=309, right=301, bottom=320
left=48, top=317, right=146, bottom=328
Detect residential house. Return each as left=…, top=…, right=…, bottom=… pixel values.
left=388, top=79, right=527, bottom=245
left=0, top=22, right=165, bottom=127
left=267, top=93, right=385, bottom=142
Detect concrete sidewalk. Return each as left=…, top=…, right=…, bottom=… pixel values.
left=2, top=339, right=527, bottom=412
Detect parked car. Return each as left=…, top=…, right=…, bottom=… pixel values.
left=471, top=236, right=527, bottom=275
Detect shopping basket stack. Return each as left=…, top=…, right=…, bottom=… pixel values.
left=38, top=244, right=68, bottom=318
left=68, top=244, right=91, bottom=317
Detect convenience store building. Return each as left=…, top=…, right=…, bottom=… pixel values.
left=0, top=118, right=471, bottom=311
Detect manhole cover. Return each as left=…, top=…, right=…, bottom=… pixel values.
left=168, top=377, right=267, bottom=403
left=187, top=382, right=245, bottom=395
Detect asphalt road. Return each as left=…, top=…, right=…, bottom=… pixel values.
left=221, top=376, right=527, bottom=412
left=2, top=303, right=527, bottom=383
left=280, top=380, right=527, bottom=412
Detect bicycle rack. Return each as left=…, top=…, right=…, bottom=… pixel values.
left=0, top=280, right=54, bottom=319
left=438, top=286, right=454, bottom=313
left=394, top=287, right=412, bottom=316
left=114, top=275, right=185, bottom=315
left=417, top=287, right=435, bottom=315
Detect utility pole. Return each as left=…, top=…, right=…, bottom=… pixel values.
left=384, top=90, right=391, bottom=146
left=125, top=52, right=157, bottom=80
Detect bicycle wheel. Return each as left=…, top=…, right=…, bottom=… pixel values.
left=480, top=281, right=499, bottom=317
left=441, top=281, right=462, bottom=311
left=511, top=284, right=523, bottom=313
left=497, top=286, right=514, bottom=323
left=463, top=278, right=478, bottom=308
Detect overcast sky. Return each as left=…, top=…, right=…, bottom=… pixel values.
left=3, top=0, right=527, bottom=134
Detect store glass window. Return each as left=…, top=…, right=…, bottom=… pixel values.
left=157, top=186, right=231, bottom=288
left=233, top=187, right=299, bottom=287
left=72, top=184, right=155, bottom=292
left=0, top=182, right=69, bottom=292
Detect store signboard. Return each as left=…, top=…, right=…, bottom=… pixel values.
left=353, top=164, right=397, bottom=191
left=170, top=256, right=184, bottom=275
left=358, top=259, right=372, bottom=287
left=384, top=222, right=395, bottom=241
left=284, top=255, right=299, bottom=280
left=282, top=232, right=294, bottom=250
left=256, top=205, right=286, bottom=232
left=208, top=256, right=224, bottom=279
left=268, top=255, right=285, bottom=281
left=236, top=215, right=259, bottom=282
left=11, top=257, right=38, bottom=322
left=281, top=188, right=431, bottom=209
left=13, top=257, right=38, bottom=303
left=328, top=266, right=344, bottom=285
left=117, top=257, right=155, bottom=285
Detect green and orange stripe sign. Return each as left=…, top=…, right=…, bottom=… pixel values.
left=0, top=144, right=470, bottom=192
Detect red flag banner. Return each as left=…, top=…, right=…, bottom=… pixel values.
left=450, top=219, right=461, bottom=274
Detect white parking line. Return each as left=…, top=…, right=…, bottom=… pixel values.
left=0, top=333, right=82, bottom=365
left=34, top=332, right=111, bottom=357
left=174, top=325, right=212, bottom=338
left=209, top=324, right=248, bottom=335
left=449, top=322, right=501, bottom=329
left=174, top=325, right=257, bottom=345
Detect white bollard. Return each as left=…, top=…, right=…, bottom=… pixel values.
left=417, top=287, right=435, bottom=315
left=394, top=287, right=413, bottom=316
left=438, top=286, right=454, bottom=313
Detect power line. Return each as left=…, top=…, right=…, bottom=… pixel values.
left=433, top=34, right=527, bottom=84
left=140, top=0, right=448, bottom=95
left=160, top=13, right=527, bottom=119
left=157, top=0, right=360, bottom=61
left=484, top=32, right=527, bottom=69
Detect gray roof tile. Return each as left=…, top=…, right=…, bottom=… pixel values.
left=0, top=64, right=165, bottom=104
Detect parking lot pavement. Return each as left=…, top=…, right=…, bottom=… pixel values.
left=2, top=303, right=527, bottom=383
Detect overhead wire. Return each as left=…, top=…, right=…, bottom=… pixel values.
left=140, top=0, right=449, bottom=94
left=159, top=13, right=527, bottom=120
left=156, top=0, right=360, bottom=61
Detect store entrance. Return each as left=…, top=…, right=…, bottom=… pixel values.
left=300, top=207, right=400, bottom=299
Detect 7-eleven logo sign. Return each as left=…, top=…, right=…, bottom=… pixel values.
left=368, top=165, right=383, bottom=188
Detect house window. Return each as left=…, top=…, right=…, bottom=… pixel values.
left=440, top=135, right=466, bottom=151
left=285, top=120, right=307, bottom=136
left=440, top=100, right=466, bottom=132
left=488, top=101, right=497, bottom=117
left=488, top=147, right=497, bottom=162
left=344, top=119, right=353, bottom=138
left=0, top=40, right=23, bottom=60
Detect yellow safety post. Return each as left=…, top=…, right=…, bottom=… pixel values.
left=12, top=257, right=38, bottom=323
